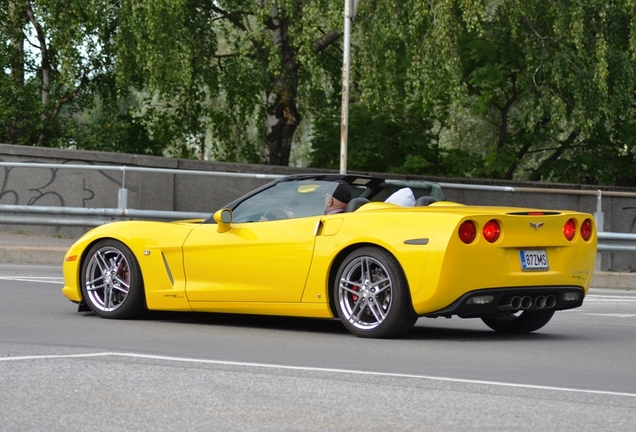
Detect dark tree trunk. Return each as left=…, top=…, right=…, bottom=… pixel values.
left=5, top=1, right=26, bottom=143
left=24, top=0, right=51, bottom=147
left=261, top=4, right=301, bottom=166
left=218, top=3, right=341, bottom=165
left=263, top=83, right=301, bottom=166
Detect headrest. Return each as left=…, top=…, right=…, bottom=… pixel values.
left=415, top=196, right=438, bottom=206
left=344, top=197, right=370, bottom=213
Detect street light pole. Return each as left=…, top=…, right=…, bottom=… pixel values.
left=340, top=0, right=359, bottom=174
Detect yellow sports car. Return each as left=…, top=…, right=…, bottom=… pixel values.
left=62, top=174, right=597, bottom=338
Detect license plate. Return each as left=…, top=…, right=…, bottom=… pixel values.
left=519, top=250, right=548, bottom=271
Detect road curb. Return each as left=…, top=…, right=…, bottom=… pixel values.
left=591, top=271, right=636, bottom=290
left=0, top=232, right=74, bottom=265
left=0, top=246, right=68, bottom=265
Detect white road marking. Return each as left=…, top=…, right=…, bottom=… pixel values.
left=585, top=295, right=636, bottom=302
left=583, top=313, right=636, bottom=318
left=1, top=351, right=635, bottom=399
left=0, top=276, right=63, bottom=284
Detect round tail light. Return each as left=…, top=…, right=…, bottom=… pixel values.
left=459, top=220, right=477, bottom=244
left=483, top=220, right=501, bottom=243
left=581, top=218, right=593, bottom=241
left=563, top=218, right=576, bottom=241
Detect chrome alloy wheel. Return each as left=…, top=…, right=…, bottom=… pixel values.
left=337, top=255, right=393, bottom=331
left=84, top=245, right=132, bottom=312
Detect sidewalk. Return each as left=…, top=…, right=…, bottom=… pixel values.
left=0, top=232, right=75, bottom=265
left=0, top=231, right=634, bottom=290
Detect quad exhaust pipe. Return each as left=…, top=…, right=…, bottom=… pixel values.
left=535, top=296, right=546, bottom=309
left=499, top=295, right=557, bottom=312
left=545, top=295, right=557, bottom=309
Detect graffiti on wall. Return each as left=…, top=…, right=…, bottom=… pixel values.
left=622, top=207, right=636, bottom=233
left=0, top=159, right=126, bottom=208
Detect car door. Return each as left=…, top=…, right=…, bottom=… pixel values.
left=182, top=216, right=321, bottom=303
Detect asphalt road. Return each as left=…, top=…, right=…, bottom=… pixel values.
left=1, top=263, right=636, bottom=431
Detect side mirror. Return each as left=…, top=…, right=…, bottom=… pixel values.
left=213, top=208, right=233, bottom=233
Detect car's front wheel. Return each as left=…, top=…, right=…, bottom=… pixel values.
left=481, top=310, right=555, bottom=334
left=334, top=247, right=417, bottom=338
left=81, top=239, right=145, bottom=319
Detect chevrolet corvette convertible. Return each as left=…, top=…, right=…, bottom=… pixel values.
left=62, top=174, right=597, bottom=338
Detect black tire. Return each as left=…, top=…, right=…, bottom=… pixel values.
left=80, top=239, right=145, bottom=319
left=334, top=247, right=418, bottom=338
left=481, top=310, right=555, bottom=334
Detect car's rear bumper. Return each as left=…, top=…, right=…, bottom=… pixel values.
left=423, top=286, right=585, bottom=318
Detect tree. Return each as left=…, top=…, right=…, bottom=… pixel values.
left=115, top=0, right=345, bottom=165
left=3, top=0, right=636, bottom=187
left=401, top=0, right=636, bottom=183
left=311, top=1, right=479, bottom=177
left=2, top=1, right=122, bottom=146
left=0, top=0, right=40, bottom=145
left=456, top=1, right=636, bottom=183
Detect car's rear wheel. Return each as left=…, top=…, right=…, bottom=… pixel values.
left=481, top=310, right=555, bottom=334
left=334, top=247, right=417, bottom=338
left=81, top=239, right=145, bottom=319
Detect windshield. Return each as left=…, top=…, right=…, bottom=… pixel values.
left=225, top=175, right=445, bottom=223
left=232, top=180, right=338, bottom=222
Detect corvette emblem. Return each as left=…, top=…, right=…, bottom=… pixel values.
left=529, top=222, right=545, bottom=231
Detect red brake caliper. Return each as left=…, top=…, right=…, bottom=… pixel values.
left=351, top=287, right=359, bottom=302
left=117, top=262, right=130, bottom=286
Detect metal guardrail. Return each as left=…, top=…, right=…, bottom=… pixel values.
left=1, top=161, right=636, bottom=252
left=0, top=204, right=209, bottom=227
left=597, top=232, right=636, bottom=252
left=0, top=202, right=631, bottom=245
left=0, top=203, right=632, bottom=252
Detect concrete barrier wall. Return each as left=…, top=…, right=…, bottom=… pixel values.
left=1, top=143, right=635, bottom=271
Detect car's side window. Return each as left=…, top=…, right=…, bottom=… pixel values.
left=232, top=181, right=336, bottom=222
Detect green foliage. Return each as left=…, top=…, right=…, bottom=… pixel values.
left=331, top=0, right=636, bottom=184
left=0, top=0, right=120, bottom=146
left=0, top=76, right=41, bottom=145
left=309, top=97, right=482, bottom=178
left=311, top=101, right=437, bottom=174
left=70, top=109, right=163, bottom=156
left=2, top=0, right=636, bottom=186
left=114, top=0, right=345, bottom=164
left=530, top=120, right=636, bottom=186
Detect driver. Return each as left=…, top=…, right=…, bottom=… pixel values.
left=325, top=181, right=352, bottom=215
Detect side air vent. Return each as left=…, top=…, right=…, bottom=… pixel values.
left=161, top=252, right=175, bottom=286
